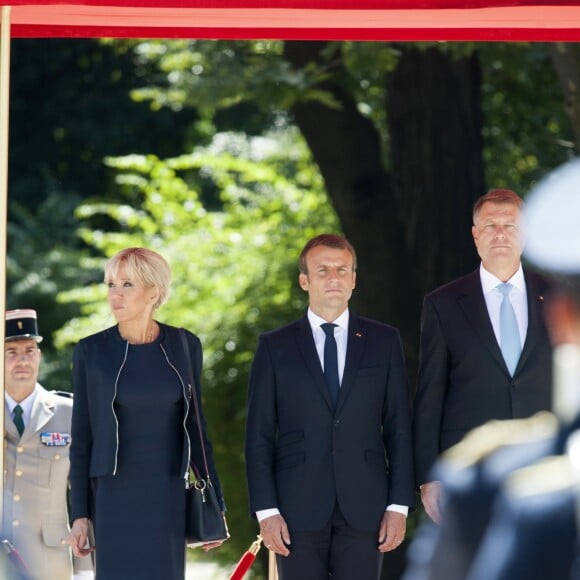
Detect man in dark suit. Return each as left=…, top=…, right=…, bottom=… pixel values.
left=413, top=189, right=553, bottom=523
left=245, top=233, right=415, bottom=580
left=463, top=158, right=580, bottom=580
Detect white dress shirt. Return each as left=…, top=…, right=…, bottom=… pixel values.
left=257, top=308, right=407, bottom=521
left=5, top=385, right=38, bottom=430
left=480, top=263, right=528, bottom=349
left=308, top=308, right=349, bottom=383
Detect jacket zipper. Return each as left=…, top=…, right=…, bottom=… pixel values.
left=160, top=343, right=192, bottom=488
left=111, top=340, right=129, bottom=475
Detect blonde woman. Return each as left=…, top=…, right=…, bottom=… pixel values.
left=68, top=248, right=226, bottom=579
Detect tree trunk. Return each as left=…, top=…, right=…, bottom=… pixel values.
left=549, top=42, right=580, bottom=152
left=284, top=42, right=484, bottom=380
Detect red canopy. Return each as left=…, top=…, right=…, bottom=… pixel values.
left=2, top=1, right=580, bottom=41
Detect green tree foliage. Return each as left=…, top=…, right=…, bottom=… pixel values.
left=127, top=39, right=573, bottom=191
left=10, top=39, right=573, bottom=390
left=479, top=42, right=573, bottom=190
left=120, top=41, right=574, bottom=385
left=55, top=128, right=337, bottom=573
left=7, top=39, right=195, bottom=387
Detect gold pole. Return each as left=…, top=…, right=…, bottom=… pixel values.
left=268, top=549, right=278, bottom=580
left=0, top=5, right=11, bottom=528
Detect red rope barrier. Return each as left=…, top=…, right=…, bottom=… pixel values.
left=228, top=535, right=263, bottom=580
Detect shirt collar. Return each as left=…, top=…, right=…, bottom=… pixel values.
left=5, top=384, right=38, bottom=417
left=307, top=307, right=350, bottom=332
left=480, top=262, right=525, bottom=294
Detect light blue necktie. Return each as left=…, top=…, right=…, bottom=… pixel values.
left=498, top=283, right=521, bottom=376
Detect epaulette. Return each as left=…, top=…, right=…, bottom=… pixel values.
left=442, top=411, right=558, bottom=469
left=505, top=455, right=577, bottom=498
left=51, top=390, right=74, bottom=399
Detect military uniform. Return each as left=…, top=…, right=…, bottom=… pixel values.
left=467, top=454, right=578, bottom=580
left=3, top=385, right=77, bottom=580
left=2, top=309, right=92, bottom=580
left=403, top=413, right=560, bottom=580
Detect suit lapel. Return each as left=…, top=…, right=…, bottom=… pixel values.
left=294, top=316, right=335, bottom=411
left=336, top=312, right=366, bottom=413
left=457, top=270, right=507, bottom=372
left=515, top=270, right=547, bottom=374
left=24, top=386, right=54, bottom=439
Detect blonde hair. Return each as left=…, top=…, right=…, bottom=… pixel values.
left=104, top=247, right=171, bottom=310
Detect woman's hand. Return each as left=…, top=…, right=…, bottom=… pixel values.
left=201, top=513, right=229, bottom=552
left=67, top=518, right=95, bottom=557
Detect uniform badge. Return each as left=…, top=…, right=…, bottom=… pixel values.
left=40, top=432, right=71, bottom=446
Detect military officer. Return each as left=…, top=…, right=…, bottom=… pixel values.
left=2, top=309, right=93, bottom=580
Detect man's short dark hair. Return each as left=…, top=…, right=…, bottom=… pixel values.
left=473, top=189, right=523, bottom=224
left=299, top=234, right=357, bottom=275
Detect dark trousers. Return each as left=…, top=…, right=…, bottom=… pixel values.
left=277, top=503, right=384, bottom=580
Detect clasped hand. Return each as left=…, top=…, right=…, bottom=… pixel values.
left=67, top=518, right=95, bottom=558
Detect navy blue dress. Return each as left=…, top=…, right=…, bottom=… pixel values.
left=93, top=329, right=186, bottom=579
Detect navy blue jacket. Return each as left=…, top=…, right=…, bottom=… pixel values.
left=69, top=323, right=224, bottom=521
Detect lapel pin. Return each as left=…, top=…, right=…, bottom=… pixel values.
left=539, top=295, right=544, bottom=301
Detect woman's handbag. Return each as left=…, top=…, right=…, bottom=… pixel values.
left=179, top=328, right=229, bottom=547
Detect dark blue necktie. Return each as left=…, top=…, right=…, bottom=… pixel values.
left=13, top=404, right=25, bottom=436
left=321, top=323, right=340, bottom=406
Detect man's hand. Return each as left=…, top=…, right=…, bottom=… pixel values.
left=259, top=514, right=291, bottom=556
left=67, top=518, right=95, bottom=558
left=378, top=511, right=406, bottom=553
left=420, top=481, right=444, bottom=524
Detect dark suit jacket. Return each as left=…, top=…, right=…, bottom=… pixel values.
left=245, top=311, right=415, bottom=532
left=413, top=268, right=553, bottom=485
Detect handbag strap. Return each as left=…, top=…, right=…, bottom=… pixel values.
left=179, top=327, right=211, bottom=483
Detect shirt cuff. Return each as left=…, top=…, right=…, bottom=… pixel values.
left=258, top=505, right=408, bottom=519
left=256, top=508, right=280, bottom=522
left=386, top=504, right=408, bottom=517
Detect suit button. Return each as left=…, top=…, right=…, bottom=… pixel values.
left=13, top=494, right=21, bottom=502
left=13, top=520, right=19, bottom=527
left=15, top=470, right=23, bottom=477
left=60, top=539, right=67, bottom=545
left=16, top=446, right=24, bottom=453
left=334, top=419, right=340, bottom=426
left=55, top=454, right=61, bottom=460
